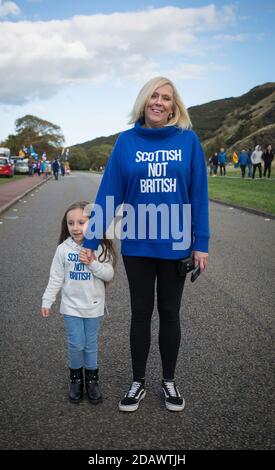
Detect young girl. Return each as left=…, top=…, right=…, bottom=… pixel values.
left=41, top=201, right=115, bottom=404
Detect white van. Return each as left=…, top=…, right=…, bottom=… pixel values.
left=0, top=147, right=11, bottom=159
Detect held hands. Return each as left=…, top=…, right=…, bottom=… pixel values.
left=41, top=307, right=50, bottom=318
left=79, top=248, right=96, bottom=265
left=193, top=251, right=208, bottom=272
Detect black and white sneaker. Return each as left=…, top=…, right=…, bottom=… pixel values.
left=118, top=380, right=146, bottom=412
left=162, top=380, right=185, bottom=412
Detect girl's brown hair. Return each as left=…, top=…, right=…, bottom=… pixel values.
left=59, top=201, right=117, bottom=267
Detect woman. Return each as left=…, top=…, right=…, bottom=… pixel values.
left=251, top=145, right=263, bottom=179
left=262, top=144, right=274, bottom=178
left=81, top=76, right=209, bottom=412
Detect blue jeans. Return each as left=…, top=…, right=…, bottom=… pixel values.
left=63, top=315, right=101, bottom=369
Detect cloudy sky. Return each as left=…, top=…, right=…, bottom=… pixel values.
left=0, top=0, right=274, bottom=147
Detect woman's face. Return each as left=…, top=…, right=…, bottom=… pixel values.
left=144, top=84, right=174, bottom=128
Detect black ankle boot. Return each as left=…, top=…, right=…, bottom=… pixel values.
left=69, top=367, right=83, bottom=403
left=85, top=368, right=102, bottom=404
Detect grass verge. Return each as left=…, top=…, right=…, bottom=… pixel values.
left=208, top=174, right=275, bottom=215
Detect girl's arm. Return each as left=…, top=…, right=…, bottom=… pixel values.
left=87, top=259, right=114, bottom=282
left=80, top=246, right=114, bottom=282
left=41, top=246, right=65, bottom=314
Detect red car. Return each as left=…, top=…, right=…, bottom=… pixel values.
left=0, top=157, right=14, bottom=177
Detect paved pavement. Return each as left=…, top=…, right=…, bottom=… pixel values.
left=0, top=172, right=274, bottom=451
left=0, top=174, right=51, bottom=215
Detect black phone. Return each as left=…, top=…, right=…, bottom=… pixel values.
left=191, top=264, right=201, bottom=283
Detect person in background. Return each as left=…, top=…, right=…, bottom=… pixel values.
left=60, top=162, right=65, bottom=177
left=211, top=152, right=219, bottom=176
left=247, top=148, right=253, bottom=178
left=238, top=149, right=249, bottom=178
left=41, top=201, right=115, bottom=405
left=208, top=155, right=213, bottom=176
left=251, top=145, right=263, bottom=179
left=52, top=158, right=60, bottom=180
left=40, top=160, right=46, bottom=177
left=218, top=148, right=227, bottom=176
left=262, top=144, right=274, bottom=178
left=81, top=76, right=209, bottom=413
left=28, top=158, right=33, bottom=176
left=232, top=151, right=239, bottom=168
left=36, top=159, right=41, bottom=176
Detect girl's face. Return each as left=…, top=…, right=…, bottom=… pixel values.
left=66, top=208, right=89, bottom=244
left=144, top=84, right=174, bottom=128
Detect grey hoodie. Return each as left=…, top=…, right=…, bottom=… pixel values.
left=42, top=237, right=114, bottom=317
left=251, top=145, right=263, bottom=165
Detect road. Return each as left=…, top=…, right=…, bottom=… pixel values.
left=0, top=172, right=274, bottom=450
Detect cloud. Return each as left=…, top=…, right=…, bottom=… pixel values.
left=0, top=4, right=237, bottom=105
left=214, top=33, right=248, bottom=42
left=168, top=63, right=229, bottom=81
left=0, top=1, right=20, bottom=18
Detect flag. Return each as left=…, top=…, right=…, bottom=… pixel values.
left=232, top=152, right=238, bottom=164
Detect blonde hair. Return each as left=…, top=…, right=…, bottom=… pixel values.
left=128, top=76, right=192, bottom=129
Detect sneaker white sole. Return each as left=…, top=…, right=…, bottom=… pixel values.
left=165, top=398, right=185, bottom=412
left=118, top=390, right=146, bottom=412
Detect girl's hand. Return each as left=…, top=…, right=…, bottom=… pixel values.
left=41, top=308, right=50, bottom=317
left=193, top=251, right=208, bottom=272
left=80, top=248, right=96, bottom=265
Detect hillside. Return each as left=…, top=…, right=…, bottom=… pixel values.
left=189, top=82, right=275, bottom=154
left=69, top=82, right=275, bottom=168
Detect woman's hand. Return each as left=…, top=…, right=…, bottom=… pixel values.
left=193, top=251, right=208, bottom=272
left=79, top=248, right=96, bottom=265
left=41, top=308, right=50, bottom=317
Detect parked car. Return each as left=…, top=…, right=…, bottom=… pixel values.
left=10, top=156, right=22, bottom=165
left=0, top=157, right=14, bottom=177
left=14, top=160, right=29, bottom=174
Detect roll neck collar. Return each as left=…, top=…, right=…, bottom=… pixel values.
left=133, top=119, right=179, bottom=139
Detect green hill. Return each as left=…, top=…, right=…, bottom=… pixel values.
left=69, top=82, right=275, bottom=169
left=189, top=82, right=275, bottom=155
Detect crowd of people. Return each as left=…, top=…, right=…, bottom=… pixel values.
left=208, top=144, right=274, bottom=178
left=27, top=157, right=70, bottom=178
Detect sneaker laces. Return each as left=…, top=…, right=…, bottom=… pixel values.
left=164, top=381, right=178, bottom=397
left=127, top=381, right=142, bottom=398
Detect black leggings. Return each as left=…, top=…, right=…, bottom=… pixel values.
left=123, top=256, right=186, bottom=381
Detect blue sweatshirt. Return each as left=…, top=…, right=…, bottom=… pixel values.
left=238, top=151, right=249, bottom=166
left=218, top=151, right=227, bottom=165
left=83, top=120, right=209, bottom=259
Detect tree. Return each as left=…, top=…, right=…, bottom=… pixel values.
left=3, top=115, right=65, bottom=160
left=69, top=146, right=90, bottom=170
left=87, top=144, right=113, bottom=170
